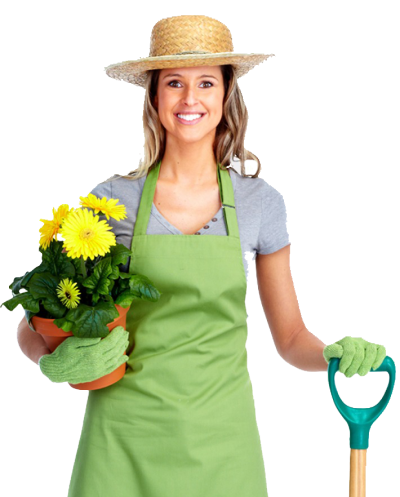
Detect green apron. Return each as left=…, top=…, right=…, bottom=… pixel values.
left=67, top=160, right=268, bottom=497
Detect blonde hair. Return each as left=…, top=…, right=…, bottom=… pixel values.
left=116, top=65, right=262, bottom=180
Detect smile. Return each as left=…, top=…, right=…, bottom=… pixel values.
left=174, top=113, right=206, bottom=125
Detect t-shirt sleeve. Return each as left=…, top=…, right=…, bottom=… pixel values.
left=256, top=183, right=290, bottom=255
left=89, top=181, right=112, bottom=203
left=86, top=175, right=140, bottom=272
left=87, top=180, right=123, bottom=243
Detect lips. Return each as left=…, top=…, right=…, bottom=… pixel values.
left=174, top=113, right=206, bottom=125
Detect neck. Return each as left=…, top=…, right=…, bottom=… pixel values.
left=159, top=135, right=219, bottom=187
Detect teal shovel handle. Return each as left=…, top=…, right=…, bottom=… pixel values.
left=327, top=355, right=396, bottom=449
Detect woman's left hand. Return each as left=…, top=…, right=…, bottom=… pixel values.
left=323, top=337, right=386, bottom=377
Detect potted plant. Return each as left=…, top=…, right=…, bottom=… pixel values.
left=1, top=193, right=161, bottom=390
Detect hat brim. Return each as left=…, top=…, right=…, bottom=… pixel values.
left=104, top=52, right=275, bottom=87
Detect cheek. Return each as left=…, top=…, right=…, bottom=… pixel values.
left=157, top=94, right=177, bottom=121
left=209, top=90, right=224, bottom=111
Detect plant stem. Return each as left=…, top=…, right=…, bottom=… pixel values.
left=80, top=256, right=87, bottom=279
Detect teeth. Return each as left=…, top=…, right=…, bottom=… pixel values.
left=177, top=113, right=203, bottom=121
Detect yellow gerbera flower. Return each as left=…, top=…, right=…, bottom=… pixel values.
left=59, top=208, right=116, bottom=260
left=79, top=193, right=127, bottom=221
left=39, top=204, right=73, bottom=250
left=38, top=217, right=60, bottom=250
left=51, top=204, right=75, bottom=226
left=57, top=278, right=81, bottom=309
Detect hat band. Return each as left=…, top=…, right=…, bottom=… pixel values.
left=172, top=50, right=212, bottom=55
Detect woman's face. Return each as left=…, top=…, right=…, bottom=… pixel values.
left=154, top=65, right=225, bottom=145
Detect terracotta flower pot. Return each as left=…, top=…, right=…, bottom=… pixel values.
left=31, top=304, right=130, bottom=391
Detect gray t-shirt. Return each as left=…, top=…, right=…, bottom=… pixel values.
left=90, top=166, right=290, bottom=280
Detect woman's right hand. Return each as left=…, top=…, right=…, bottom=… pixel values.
left=39, top=326, right=130, bottom=384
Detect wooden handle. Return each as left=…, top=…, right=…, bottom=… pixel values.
left=350, top=449, right=367, bottom=497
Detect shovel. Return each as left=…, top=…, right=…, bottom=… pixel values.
left=327, top=355, right=396, bottom=496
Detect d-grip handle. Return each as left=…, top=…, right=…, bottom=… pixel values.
left=327, top=356, right=396, bottom=449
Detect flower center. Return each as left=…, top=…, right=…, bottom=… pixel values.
left=81, top=228, right=94, bottom=239
left=65, top=291, right=71, bottom=300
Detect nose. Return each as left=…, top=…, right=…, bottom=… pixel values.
left=181, top=85, right=199, bottom=106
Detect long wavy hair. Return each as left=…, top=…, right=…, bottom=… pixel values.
left=119, top=64, right=262, bottom=180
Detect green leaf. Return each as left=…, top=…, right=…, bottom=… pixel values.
left=128, top=274, right=161, bottom=301
left=1, top=292, right=40, bottom=312
left=118, top=272, right=132, bottom=279
left=108, top=279, right=115, bottom=293
left=27, top=272, right=60, bottom=300
left=53, top=319, right=75, bottom=332
left=114, top=290, right=139, bottom=307
left=71, top=257, right=83, bottom=276
left=9, top=274, right=29, bottom=295
left=53, top=301, right=119, bottom=338
left=9, top=264, right=47, bottom=294
left=26, top=272, right=67, bottom=318
left=114, top=271, right=131, bottom=288
left=42, top=294, right=67, bottom=318
left=82, top=258, right=113, bottom=299
left=40, top=239, right=75, bottom=278
left=110, top=265, right=120, bottom=280
left=108, top=244, right=133, bottom=267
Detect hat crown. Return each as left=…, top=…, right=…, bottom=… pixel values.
left=149, top=15, right=234, bottom=58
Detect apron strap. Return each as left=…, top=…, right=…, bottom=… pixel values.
left=134, top=160, right=240, bottom=238
left=217, top=163, right=240, bottom=239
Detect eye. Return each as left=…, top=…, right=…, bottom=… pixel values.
left=167, top=80, right=214, bottom=88
left=168, top=80, right=182, bottom=88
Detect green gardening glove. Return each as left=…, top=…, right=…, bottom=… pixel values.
left=323, top=336, right=386, bottom=378
left=39, top=326, right=129, bottom=384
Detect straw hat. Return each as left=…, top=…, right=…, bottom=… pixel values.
left=105, top=15, right=274, bottom=88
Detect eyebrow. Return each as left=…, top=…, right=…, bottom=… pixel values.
left=162, top=73, right=219, bottom=81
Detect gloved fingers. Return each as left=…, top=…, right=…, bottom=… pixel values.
left=98, top=326, right=128, bottom=353
left=117, top=354, right=129, bottom=368
left=72, top=342, right=128, bottom=380
left=40, top=334, right=129, bottom=384
left=41, top=336, right=75, bottom=362
left=69, top=368, right=111, bottom=384
left=329, top=337, right=387, bottom=377
left=103, top=354, right=129, bottom=377
left=103, top=336, right=130, bottom=364
left=74, top=336, right=102, bottom=348
left=372, top=344, right=386, bottom=370
left=323, top=343, right=343, bottom=363
left=39, top=354, right=59, bottom=379
left=348, top=339, right=386, bottom=375
left=102, top=326, right=129, bottom=363
left=334, top=337, right=356, bottom=376
left=358, top=342, right=377, bottom=376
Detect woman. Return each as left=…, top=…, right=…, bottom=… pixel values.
left=17, top=14, right=387, bottom=497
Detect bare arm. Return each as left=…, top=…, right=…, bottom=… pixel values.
left=256, top=244, right=328, bottom=372
left=17, top=316, right=51, bottom=365
left=280, top=326, right=328, bottom=372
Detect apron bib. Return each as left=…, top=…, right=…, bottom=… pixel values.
left=68, top=161, right=268, bottom=497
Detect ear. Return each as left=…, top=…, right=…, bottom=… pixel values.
left=154, top=95, right=158, bottom=109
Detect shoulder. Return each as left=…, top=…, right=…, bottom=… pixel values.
left=89, top=173, right=145, bottom=202
left=230, top=167, right=286, bottom=208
